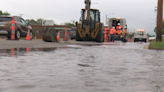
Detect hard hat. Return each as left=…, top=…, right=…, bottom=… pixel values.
left=112, top=26, right=115, bottom=28
left=118, top=23, right=120, bottom=25
left=105, top=25, right=108, bottom=27
left=124, top=27, right=127, bottom=29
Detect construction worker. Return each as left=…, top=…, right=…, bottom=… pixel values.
left=104, top=25, right=109, bottom=42
left=116, top=23, right=122, bottom=31
left=110, top=26, right=116, bottom=42
left=124, top=27, right=127, bottom=37
left=117, top=27, right=122, bottom=41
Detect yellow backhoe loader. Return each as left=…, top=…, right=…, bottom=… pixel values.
left=76, top=0, right=103, bottom=42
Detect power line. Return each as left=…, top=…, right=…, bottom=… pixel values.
left=97, top=3, right=156, bottom=8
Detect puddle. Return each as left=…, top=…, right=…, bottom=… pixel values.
left=0, top=47, right=69, bottom=57
left=0, top=44, right=163, bottom=92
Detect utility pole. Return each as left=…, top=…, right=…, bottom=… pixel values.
left=106, top=14, right=107, bottom=25
left=156, top=0, right=163, bottom=42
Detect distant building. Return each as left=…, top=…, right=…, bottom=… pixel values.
left=42, top=20, right=54, bottom=26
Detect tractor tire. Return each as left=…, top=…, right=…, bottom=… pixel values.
left=95, top=29, right=103, bottom=42
left=76, top=29, right=83, bottom=41
left=42, top=27, right=49, bottom=42
left=50, top=28, right=58, bottom=42
left=44, top=27, right=52, bottom=42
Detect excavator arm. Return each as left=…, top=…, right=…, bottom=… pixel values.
left=83, top=0, right=91, bottom=35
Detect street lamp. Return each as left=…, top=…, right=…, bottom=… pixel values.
left=106, top=13, right=114, bottom=25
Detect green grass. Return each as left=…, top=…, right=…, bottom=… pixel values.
left=149, top=38, right=164, bottom=50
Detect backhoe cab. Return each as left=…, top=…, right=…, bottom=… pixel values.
left=76, top=0, right=103, bottom=42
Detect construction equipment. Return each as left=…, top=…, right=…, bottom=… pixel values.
left=42, top=27, right=58, bottom=42
left=107, top=17, right=127, bottom=42
left=76, top=0, right=103, bottom=42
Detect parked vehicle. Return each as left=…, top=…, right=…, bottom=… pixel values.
left=149, top=35, right=156, bottom=42
left=70, top=27, right=76, bottom=40
left=149, top=35, right=164, bottom=42
left=134, top=29, right=147, bottom=42
left=0, top=15, right=33, bottom=40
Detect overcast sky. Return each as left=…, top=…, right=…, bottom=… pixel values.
left=0, top=0, right=160, bottom=34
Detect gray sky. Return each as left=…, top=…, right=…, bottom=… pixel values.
left=0, top=0, right=159, bottom=35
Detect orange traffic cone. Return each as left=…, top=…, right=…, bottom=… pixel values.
left=57, top=47, right=60, bottom=51
left=147, top=38, right=149, bottom=43
left=57, top=31, right=60, bottom=41
left=120, top=41, right=122, bottom=46
left=41, top=48, right=43, bottom=51
left=64, top=26, right=67, bottom=41
left=11, top=17, right=16, bottom=40
left=10, top=48, right=15, bottom=57
left=41, top=37, right=43, bottom=41
left=26, top=29, right=31, bottom=40
left=26, top=47, right=30, bottom=53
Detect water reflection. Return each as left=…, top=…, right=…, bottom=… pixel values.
left=10, top=48, right=15, bottom=57
left=0, top=47, right=69, bottom=57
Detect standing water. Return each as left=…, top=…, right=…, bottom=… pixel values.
left=0, top=43, right=164, bottom=92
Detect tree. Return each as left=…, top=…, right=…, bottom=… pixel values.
left=0, top=11, right=3, bottom=15
left=3, top=11, right=10, bottom=15
left=64, top=22, right=76, bottom=27
left=25, top=19, right=39, bottom=25
left=37, top=18, right=44, bottom=25
left=154, top=27, right=157, bottom=33
left=154, top=21, right=164, bottom=35
left=0, top=10, right=10, bottom=15
left=62, top=20, right=76, bottom=27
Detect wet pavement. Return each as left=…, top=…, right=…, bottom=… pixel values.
left=0, top=42, right=164, bottom=92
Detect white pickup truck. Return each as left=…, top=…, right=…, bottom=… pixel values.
left=134, top=29, right=147, bottom=42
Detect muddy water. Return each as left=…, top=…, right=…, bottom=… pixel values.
left=0, top=43, right=164, bottom=92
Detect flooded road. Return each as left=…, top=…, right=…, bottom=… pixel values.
left=0, top=42, right=164, bottom=92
